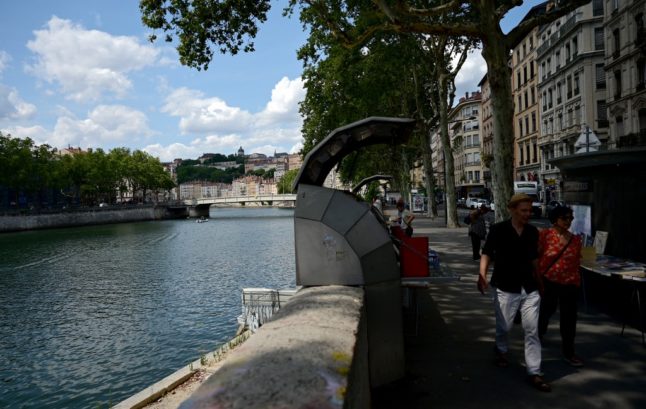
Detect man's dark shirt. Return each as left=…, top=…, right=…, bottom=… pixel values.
left=482, top=219, right=539, bottom=293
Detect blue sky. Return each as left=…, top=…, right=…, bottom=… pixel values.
left=0, top=0, right=542, bottom=162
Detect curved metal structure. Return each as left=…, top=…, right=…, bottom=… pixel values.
left=351, top=174, right=393, bottom=195
left=293, top=117, right=415, bottom=388
left=293, top=117, right=416, bottom=190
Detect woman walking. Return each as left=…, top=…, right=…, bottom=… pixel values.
left=537, top=205, right=584, bottom=367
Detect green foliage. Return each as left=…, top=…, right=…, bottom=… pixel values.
left=176, top=163, right=244, bottom=184
left=0, top=132, right=175, bottom=207
left=277, top=169, right=298, bottom=194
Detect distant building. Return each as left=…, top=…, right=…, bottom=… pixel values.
left=237, top=146, right=245, bottom=157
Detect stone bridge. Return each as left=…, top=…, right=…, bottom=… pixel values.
left=186, top=194, right=297, bottom=217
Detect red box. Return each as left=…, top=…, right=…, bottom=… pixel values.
left=400, top=236, right=429, bottom=277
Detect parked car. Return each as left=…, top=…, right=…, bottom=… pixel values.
left=466, top=197, right=484, bottom=209
left=476, top=199, right=490, bottom=208
left=457, top=197, right=466, bottom=208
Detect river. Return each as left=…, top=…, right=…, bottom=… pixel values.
left=0, top=207, right=296, bottom=408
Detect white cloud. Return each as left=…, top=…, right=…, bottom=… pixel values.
left=162, top=88, right=253, bottom=134
left=453, top=48, right=487, bottom=105
left=151, top=77, right=306, bottom=161
left=1, top=125, right=49, bottom=144
left=0, top=50, right=10, bottom=75
left=6, top=104, right=154, bottom=149
left=256, top=77, right=306, bottom=126
left=26, top=16, right=159, bottom=102
left=0, top=85, right=37, bottom=121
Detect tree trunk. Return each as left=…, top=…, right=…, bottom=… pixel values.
left=438, top=78, right=460, bottom=228
left=480, top=14, right=514, bottom=221
left=420, top=129, right=438, bottom=218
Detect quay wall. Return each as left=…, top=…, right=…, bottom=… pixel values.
left=180, top=285, right=370, bottom=409
left=116, top=285, right=371, bottom=409
left=0, top=206, right=188, bottom=233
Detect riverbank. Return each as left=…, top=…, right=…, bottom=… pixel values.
left=0, top=205, right=188, bottom=233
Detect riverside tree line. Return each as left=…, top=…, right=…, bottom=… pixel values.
left=0, top=132, right=175, bottom=210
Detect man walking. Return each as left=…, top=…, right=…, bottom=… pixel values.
left=477, top=193, right=550, bottom=392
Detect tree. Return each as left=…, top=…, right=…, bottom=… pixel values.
left=278, top=169, right=299, bottom=194
left=140, top=0, right=589, bottom=220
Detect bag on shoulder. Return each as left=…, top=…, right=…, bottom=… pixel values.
left=464, top=214, right=471, bottom=224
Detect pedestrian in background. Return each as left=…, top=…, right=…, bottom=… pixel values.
left=538, top=205, right=584, bottom=367
left=396, top=198, right=415, bottom=237
left=477, top=193, right=550, bottom=392
left=468, top=204, right=489, bottom=260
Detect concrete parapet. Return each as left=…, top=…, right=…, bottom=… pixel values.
left=179, top=285, right=370, bottom=409
left=0, top=206, right=187, bottom=233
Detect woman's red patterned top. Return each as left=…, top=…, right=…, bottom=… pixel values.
left=538, top=228, right=582, bottom=286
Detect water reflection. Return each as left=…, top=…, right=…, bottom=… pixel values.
left=0, top=207, right=295, bottom=408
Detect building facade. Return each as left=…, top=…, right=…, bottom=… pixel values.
left=449, top=92, right=485, bottom=200
left=512, top=21, right=542, bottom=184
left=536, top=1, right=608, bottom=201
left=605, top=0, right=646, bottom=148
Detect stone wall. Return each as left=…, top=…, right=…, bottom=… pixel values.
left=180, top=285, right=370, bottom=409
left=0, top=206, right=187, bottom=233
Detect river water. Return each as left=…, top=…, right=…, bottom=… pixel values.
left=0, top=207, right=296, bottom=408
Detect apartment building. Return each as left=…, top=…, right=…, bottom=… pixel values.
left=478, top=74, right=494, bottom=192
left=511, top=8, right=543, bottom=184
left=604, top=0, right=646, bottom=147
left=536, top=0, right=608, bottom=201
left=449, top=92, right=485, bottom=199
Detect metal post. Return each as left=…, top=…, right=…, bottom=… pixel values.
left=586, top=126, right=590, bottom=153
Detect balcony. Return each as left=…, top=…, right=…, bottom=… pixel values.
left=616, top=131, right=646, bottom=148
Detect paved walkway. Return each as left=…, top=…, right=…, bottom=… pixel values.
left=374, top=213, right=646, bottom=409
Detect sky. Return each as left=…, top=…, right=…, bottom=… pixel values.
left=0, top=0, right=543, bottom=162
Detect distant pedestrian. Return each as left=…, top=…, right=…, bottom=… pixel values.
left=396, top=199, right=415, bottom=237
left=468, top=204, right=489, bottom=260
left=538, top=205, right=584, bottom=367
left=477, top=193, right=550, bottom=392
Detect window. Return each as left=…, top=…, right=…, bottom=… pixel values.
left=524, top=91, right=528, bottom=108
left=542, top=92, right=547, bottom=111
left=518, top=95, right=522, bottom=112
left=637, top=59, right=646, bottom=89
left=533, top=143, right=537, bottom=162
left=595, top=64, right=606, bottom=89
left=525, top=116, right=530, bottom=135
left=594, top=27, right=604, bottom=51
left=473, top=135, right=479, bottom=145
left=572, top=36, right=578, bottom=56
left=616, top=116, right=624, bottom=138
left=593, top=0, right=603, bottom=16
left=566, top=44, right=571, bottom=62
left=597, top=100, right=608, bottom=123
left=526, top=145, right=530, bottom=164
left=523, top=44, right=526, bottom=59
left=556, top=82, right=562, bottom=104
left=517, top=71, right=521, bottom=89
left=574, top=74, right=580, bottom=95
left=518, top=119, right=523, bottom=136
left=555, top=51, right=561, bottom=69
left=614, top=70, right=622, bottom=98
left=567, top=76, right=573, bottom=98
left=530, top=36, right=534, bottom=50
left=548, top=88, right=553, bottom=109
left=532, top=112, right=537, bottom=132
left=541, top=62, right=546, bottom=80
left=547, top=58, right=551, bottom=75
left=475, top=170, right=480, bottom=182
left=613, top=28, right=620, bottom=57
left=531, top=87, right=536, bottom=104
left=524, top=65, right=528, bottom=84
left=519, top=145, right=524, bottom=165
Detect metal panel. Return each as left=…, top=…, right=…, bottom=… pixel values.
left=360, top=243, right=399, bottom=284
left=294, top=184, right=334, bottom=221
left=294, top=218, right=363, bottom=285
left=321, top=190, right=369, bottom=235
left=364, top=280, right=405, bottom=387
left=345, top=211, right=392, bottom=258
